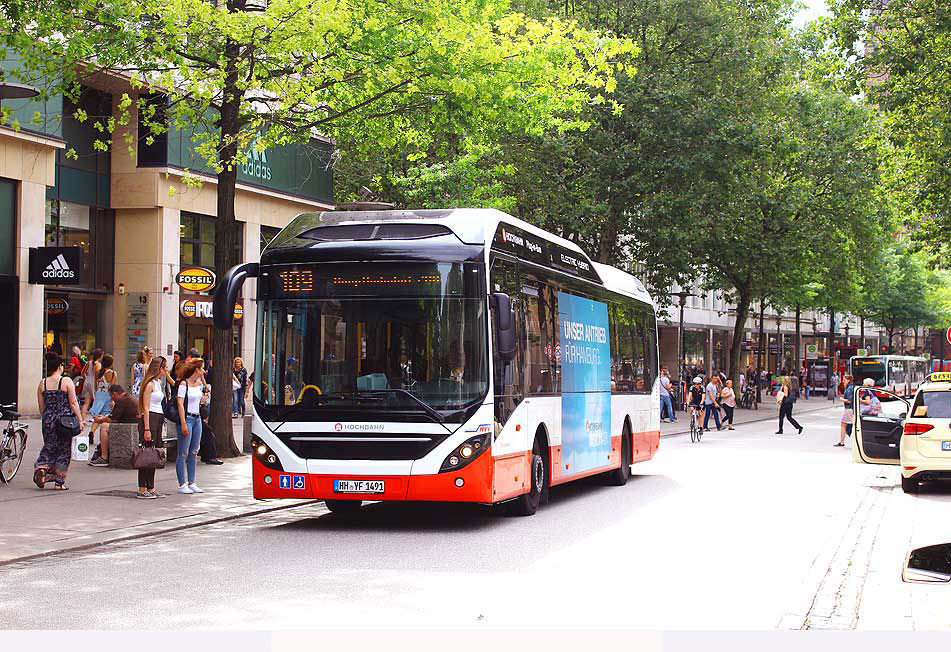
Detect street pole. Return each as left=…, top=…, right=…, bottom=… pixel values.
left=757, top=301, right=765, bottom=404
left=794, top=303, right=801, bottom=372
left=673, top=290, right=695, bottom=411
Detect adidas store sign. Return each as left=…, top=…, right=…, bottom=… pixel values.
left=29, top=247, right=82, bottom=285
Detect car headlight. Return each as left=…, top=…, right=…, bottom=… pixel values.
left=440, top=434, right=489, bottom=473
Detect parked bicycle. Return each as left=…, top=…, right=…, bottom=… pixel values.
left=0, top=403, right=28, bottom=484
left=739, top=385, right=758, bottom=410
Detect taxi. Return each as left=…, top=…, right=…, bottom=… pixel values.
left=853, top=371, right=951, bottom=493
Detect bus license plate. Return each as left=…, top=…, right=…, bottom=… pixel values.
left=942, top=442, right=951, bottom=452
left=334, top=480, right=385, bottom=493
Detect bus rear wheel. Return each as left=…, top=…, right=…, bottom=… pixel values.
left=603, top=425, right=632, bottom=486
left=324, top=499, right=363, bottom=515
left=508, top=440, right=546, bottom=517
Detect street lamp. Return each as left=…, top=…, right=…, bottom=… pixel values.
left=0, top=82, right=40, bottom=101
left=672, top=290, right=695, bottom=388
left=775, top=314, right=782, bottom=376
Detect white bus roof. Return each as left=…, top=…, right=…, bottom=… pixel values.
left=310, top=208, right=654, bottom=305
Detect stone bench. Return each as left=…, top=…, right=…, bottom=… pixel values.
left=107, top=421, right=176, bottom=469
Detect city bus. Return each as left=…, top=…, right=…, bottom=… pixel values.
left=214, top=208, right=660, bottom=516
left=848, top=355, right=929, bottom=397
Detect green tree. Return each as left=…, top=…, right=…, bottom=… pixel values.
left=0, top=0, right=631, bottom=453
left=869, top=244, right=943, bottom=351
left=827, top=0, right=951, bottom=257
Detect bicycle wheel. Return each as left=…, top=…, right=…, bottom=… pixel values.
left=697, top=422, right=703, bottom=442
left=690, top=416, right=697, bottom=443
left=0, top=429, right=27, bottom=484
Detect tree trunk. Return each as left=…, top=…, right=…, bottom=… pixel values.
left=727, top=286, right=751, bottom=388
left=209, top=37, right=244, bottom=458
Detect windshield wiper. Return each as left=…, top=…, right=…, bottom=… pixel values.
left=359, top=389, right=449, bottom=427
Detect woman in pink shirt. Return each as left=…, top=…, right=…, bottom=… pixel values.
left=720, top=379, right=737, bottom=430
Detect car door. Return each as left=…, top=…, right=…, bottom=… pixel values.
left=852, top=387, right=908, bottom=465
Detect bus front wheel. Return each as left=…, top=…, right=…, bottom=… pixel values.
left=508, top=441, right=546, bottom=517
left=324, top=499, right=363, bottom=515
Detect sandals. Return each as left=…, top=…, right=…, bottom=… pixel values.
left=33, top=468, right=46, bottom=489
left=52, top=484, right=69, bottom=490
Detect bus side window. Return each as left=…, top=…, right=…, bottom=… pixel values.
left=490, top=257, right=523, bottom=425
left=637, top=303, right=658, bottom=393
left=523, top=277, right=556, bottom=395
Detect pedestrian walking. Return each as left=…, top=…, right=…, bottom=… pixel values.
left=88, top=354, right=117, bottom=444
left=68, top=345, right=83, bottom=378
left=830, top=371, right=840, bottom=403
left=703, top=375, right=723, bottom=432
left=775, top=376, right=804, bottom=434
left=175, top=357, right=207, bottom=495
left=34, top=352, right=84, bottom=490
left=130, top=346, right=153, bottom=397
left=720, top=379, right=736, bottom=430
left=659, top=367, right=676, bottom=423
left=232, top=357, right=249, bottom=418
left=78, top=348, right=103, bottom=423
left=137, top=357, right=171, bottom=498
left=836, top=373, right=855, bottom=447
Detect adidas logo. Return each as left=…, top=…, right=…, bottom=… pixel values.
left=42, top=254, right=76, bottom=279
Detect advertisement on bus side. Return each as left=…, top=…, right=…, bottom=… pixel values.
left=558, top=292, right=612, bottom=474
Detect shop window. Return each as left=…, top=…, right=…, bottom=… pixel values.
left=180, top=211, right=243, bottom=271
left=0, top=179, right=14, bottom=276
left=44, top=199, right=114, bottom=291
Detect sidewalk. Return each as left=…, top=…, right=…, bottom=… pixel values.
left=660, top=395, right=839, bottom=437
left=0, top=417, right=314, bottom=566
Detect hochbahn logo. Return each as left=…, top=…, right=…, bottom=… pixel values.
left=334, top=423, right=384, bottom=431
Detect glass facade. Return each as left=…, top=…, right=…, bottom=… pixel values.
left=180, top=211, right=243, bottom=274
left=0, top=178, right=14, bottom=276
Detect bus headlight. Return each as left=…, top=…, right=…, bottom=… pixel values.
left=251, top=437, right=284, bottom=471
left=440, top=434, right=489, bottom=473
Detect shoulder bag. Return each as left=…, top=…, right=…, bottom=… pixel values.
left=133, top=444, right=166, bottom=470
left=161, top=380, right=181, bottom=422
left=51, top=377, right=82, bottom=438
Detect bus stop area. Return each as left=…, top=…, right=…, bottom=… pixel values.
left=0, top=418, right=316, bottom=567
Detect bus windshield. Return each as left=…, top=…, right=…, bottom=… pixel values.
left=254, top=262, right=488, bottom=419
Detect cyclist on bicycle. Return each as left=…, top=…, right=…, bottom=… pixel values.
left=688, top=376, right=705, bottom=422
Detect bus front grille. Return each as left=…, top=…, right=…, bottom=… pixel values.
left=283, top=435, right=445, bottom=461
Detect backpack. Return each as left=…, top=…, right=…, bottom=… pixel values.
left=162, top=380, right=180, bottom=422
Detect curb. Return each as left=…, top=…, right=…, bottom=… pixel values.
left=661, top=403, right=836, bottom=438
left=0, top=498, right=321, bottom=568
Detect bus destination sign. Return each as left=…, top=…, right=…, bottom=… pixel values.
left=492, top=224, right=602, bottom=284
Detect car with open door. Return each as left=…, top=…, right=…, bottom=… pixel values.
left=853, top=372, right=951, bottom=494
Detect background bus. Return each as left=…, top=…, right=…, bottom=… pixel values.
left=848, top=355, right=928, bottom=397
left=214, top=208, right=660, bottom=517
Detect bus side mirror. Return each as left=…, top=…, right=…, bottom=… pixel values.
left=213, top=262, right=259, bottom=330
left=490, top=292, right=516, bottom=362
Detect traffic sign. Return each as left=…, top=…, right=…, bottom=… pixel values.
left=806, top=344, right=818, bottom=355
left=946, top=326, right=951, bottom=346
left=857, top=348, right=868, bottom=357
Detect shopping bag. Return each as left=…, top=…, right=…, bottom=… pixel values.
left=71, top=435, right=92, bottom=461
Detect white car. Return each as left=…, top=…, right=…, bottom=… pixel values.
left=853, top=372, right=951, bottom=493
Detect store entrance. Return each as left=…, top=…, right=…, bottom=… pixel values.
left=0, top=276, right=17, bottom=404
left=180, top=323, right=241, bottom=369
